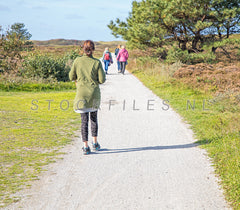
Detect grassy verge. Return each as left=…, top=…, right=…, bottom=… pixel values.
left=0, top=81, right=75, bottom=92
left=0, top=91, right=79, bottom=207
left=0, top=75, right=76, bottom=92
left=131, top=69, right=240, bottom=209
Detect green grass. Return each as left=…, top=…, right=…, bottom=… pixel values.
left=131, top=69, right=240, bottom=209
left=0, top=91, right=80, bottom=207
left=0, top=80, right=75, bottom=92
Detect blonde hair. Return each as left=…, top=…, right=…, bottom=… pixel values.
left=105, top=47, right=109, bottom=51
left=121, top=45, right=125, bottom=49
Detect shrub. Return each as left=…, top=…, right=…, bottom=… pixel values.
left=166, top=47, right=189, bottom=64
left=21, top=54, right=70, bottom=81
left=188, top=52, right=216, bottom=64
left=136, top=56, right=159, bottom=70
left=67, top=49, right=82, bottom=60
left=166, top=47, right=216, bottom=64
left=237, top=48, right=240, bottom=56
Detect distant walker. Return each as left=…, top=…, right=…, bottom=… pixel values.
left=116, top=45, right=129, bottom=75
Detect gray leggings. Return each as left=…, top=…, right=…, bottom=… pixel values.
left=80, top=111, right=98, bottom=142
left=120, top=62, right=127, bottom=74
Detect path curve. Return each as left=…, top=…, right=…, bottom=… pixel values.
left=6, top=55, right=230, bottom=210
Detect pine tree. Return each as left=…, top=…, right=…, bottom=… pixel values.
left=160, top=0, right=214, bottom=51
left=0, top=23, right=33, bottom=73
left=108, top=0, right=240, bottom=52
left=108, top=0, right=167, bottom=49
left=8, top=23, right=32, bottom=40
left=211, top=0, right=240, bottom=39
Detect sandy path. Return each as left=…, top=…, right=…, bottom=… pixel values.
left=6, top=55, right=230, bottom=210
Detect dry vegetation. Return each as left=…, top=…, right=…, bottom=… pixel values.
left=32, top=40, right=126, bottom=58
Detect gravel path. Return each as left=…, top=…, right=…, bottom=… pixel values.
left=6, top=55, right=230, bottom=210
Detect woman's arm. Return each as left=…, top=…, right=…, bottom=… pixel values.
left=69, top=59, right=77, bottom=81
left=98, top=61, right=106, bottom=84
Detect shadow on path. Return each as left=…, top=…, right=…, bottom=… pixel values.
left=95, top=143, right=198, bottom=155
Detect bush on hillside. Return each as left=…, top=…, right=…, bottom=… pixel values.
left=166, top=47, right=216, bottom=64
left=21, top=54, right=71, bottom=82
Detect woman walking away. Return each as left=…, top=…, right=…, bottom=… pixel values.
left=102, top=47, right=113, bottom=74
left=69, top=40, right=106, bottom=155
left=116, top=45, right=129, bottom=75
left=115, top=45, right=121, bottom=72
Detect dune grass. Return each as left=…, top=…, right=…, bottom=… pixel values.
left=0, top=91, right=80, bottom=207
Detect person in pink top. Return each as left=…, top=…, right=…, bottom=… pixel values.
left=116, top=45, right=129, bottom=75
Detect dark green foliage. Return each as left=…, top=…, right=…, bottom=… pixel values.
left=165, top=47, right=189, bottom=64
left=108, top=0, right=240, bottom=53
left=21, top=54, right=71, bottom=82
left=166, top=47, right=216, bottom=64
left=211, top=0, right=240, bottom=39
left=108, top=0, right=167, bottom=50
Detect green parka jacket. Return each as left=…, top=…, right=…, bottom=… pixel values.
left=69, top=55, right=106, bottom=110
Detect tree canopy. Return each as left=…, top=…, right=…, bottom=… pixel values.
left=108, top=0, right=240, bottom=51
left=0, top=23, right=33, bottom=73
left=8, top=23, right=32, bottom=40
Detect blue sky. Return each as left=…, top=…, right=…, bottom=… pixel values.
left=0, top=0, right=133, bottom=41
